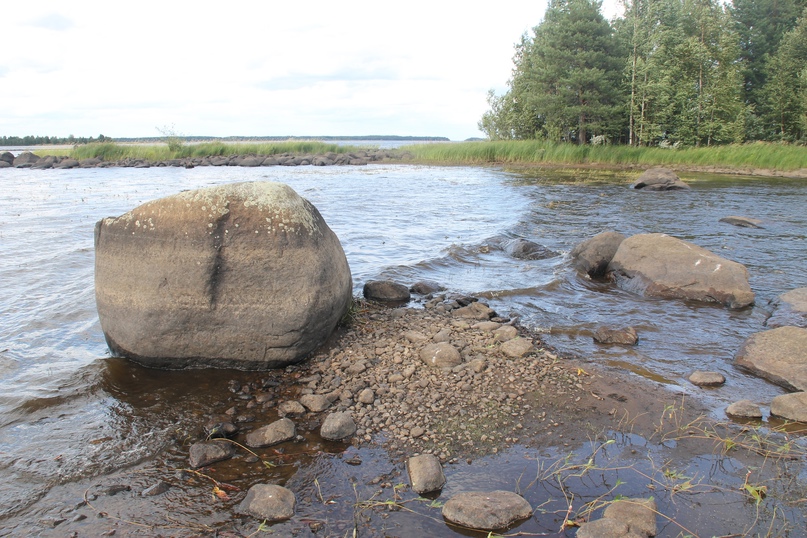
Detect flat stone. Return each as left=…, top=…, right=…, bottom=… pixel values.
left=594, top=326, right=638, bottom=345
left=688, top=370, right=726, bottom=387
left=770, top=392, right=807, bottom=423
left=719, top=216, right=763, bottom=228
left=404, top=330, right=430, bottom=343
left=452, top=302, right=495, bottom=320
left=299, top=394, right=331, bottom=412
left=734, top=326, right=807, bottom=391
left=576, top=518, right=642, bottom=538
left=602, top=497, right=657, bottom=537
left=726, top=399, right=763, bottom=419
left=501, top=337, right=532, bottom=358
left=766, top=288, right=807, bottom=329
left=189, top=440, right=235, bottom=468
left=320, top=411, right=356, bottom=441
left=141, top=481, right=171, bottom=497
left=631, top=167, right=690, bottom=190
left=472, top=321, right=501, bottom=332
left=278, top=400, right=306, bottom=415
left=245, top=418, right=296, bottom=448
left=237, top=484, right=295, bottom=522
left=442, top=490, right=532, bottom=531
left=420, top=343, right=462, bottom=368
left=407, top=454, right=446, bottom=494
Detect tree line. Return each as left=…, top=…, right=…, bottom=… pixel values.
left=479, top=0, right=807, bottom=146
left=0, top=134, right=110, bottom=146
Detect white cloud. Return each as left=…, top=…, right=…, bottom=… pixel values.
left=0, top=0, right=623, bottom=141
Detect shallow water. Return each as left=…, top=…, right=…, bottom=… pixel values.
left=1, top=163, right=806, bottom=535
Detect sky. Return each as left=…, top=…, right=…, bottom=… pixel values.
left=1, top=1, right=623, bottom=141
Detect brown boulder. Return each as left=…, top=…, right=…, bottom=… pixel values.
left=571, top=231, right=626, bottom=278
left=734, top=326, right=807, bottom=392
left=766, top=287, right=807, bottom=328
left=94, top=181, right=352, bottom=369
left=631, top=167, right=690, bottom=190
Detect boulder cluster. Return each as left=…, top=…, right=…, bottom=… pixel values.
left=0, top=149, right=404, bottom=170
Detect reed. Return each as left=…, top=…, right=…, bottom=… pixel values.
left=403, top=140, right=807, bottom=171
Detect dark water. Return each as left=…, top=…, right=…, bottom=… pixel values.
left=1, top=164, right=806, bottom=535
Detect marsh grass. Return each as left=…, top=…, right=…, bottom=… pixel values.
left=403, top=140, right=807, bottom=171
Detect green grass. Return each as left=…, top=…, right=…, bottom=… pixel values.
left=401, top=140, right=807, bottom=171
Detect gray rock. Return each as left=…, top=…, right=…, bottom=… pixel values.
left=576, top=518, right=642, bottom=538
left=278, top=401, right=306, bottom=415
left=0, top=160, right=11, bottom=168
left=501, top=337, right=532, bottom=358
left=407, top=454, right=446, bottom=494
left=719, top=215, right=763, bottom=228
left=420, top=343, right=462, bottom=368
left=442, top=490, right=532, bottom=531
left=0, top=151, right=13, bottom=164
left=770, top=392, right=807, bottom=422
left=503, top=239, right=558, bottom=260
left=766, top=287, right=807, bottom=329
left=141, top=481, right=171, bottom=497
left=410, top=280, right=444, bottom=295
left=570, top=231, right=627, bottom=278
left=602, top=497, right=657, bottom=537
left=363, top=280, right=411, bottom=303
left=608, top=233, right=754, bottom=309
left=238, top=484, right=295, bottom=521
left=631, top=167, right=690, bottom=190
left=688, top=370, right=726, bottom=387
left=13, top=151, right=40, bottom=167
left=726, top=400, right=763, bottom=419
left=404, top=330, right=430, bottom=343
left=358, top=388, right=375, bottom=404
left=94, top=181, right=352, bottom=369
left=245, top=418, right=296, bottom=448
left=452, top=302, right=495, bottom=320
left=299, top=393, right=331, bottom=412
left=594, top=326, right=638, bottom=345
left=189, top=440, right=236, bottom=468
left=54, top=158, right=79, bottom=169
left=734, top=326, right=807, bottom=391
left=320, top=411, right=356, bottom=440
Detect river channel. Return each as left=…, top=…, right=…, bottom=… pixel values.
left=1, top=162, right=805, bottom=536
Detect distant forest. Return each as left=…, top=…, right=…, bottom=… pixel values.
left=479, top=0, right=807, bottom=146
left=0, top=134, right=449, bottom=146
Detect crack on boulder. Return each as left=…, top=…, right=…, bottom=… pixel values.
left=208, top=206, right=231, bottom=309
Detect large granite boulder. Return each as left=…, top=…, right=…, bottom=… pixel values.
left=631, top=167, right=690, bottom=190
left=734, top=326, right=807, bottom=392
left=570, top=231, right=626, bottom=278
left=766, top=288, right=807, bottom=328
left=607, top=233, right=754, bottom=309
left=95, top=181, right=352, bottom=369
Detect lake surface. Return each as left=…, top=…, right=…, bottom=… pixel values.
left=1, top=163, right=805, bottom=534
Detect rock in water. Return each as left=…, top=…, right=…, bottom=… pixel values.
left=442, top=490, right=532, bottom=531
left=94, top=181, right=352, bottom=369
left=570, top=231, right=626, bottom=278
left=238, top=484, right=296, bottom=521
left=407, top=454, right=446, bottom=494
left=734, top=326, right=807, bottom=391
left=607, top=233, right=754, bottom=309
left=631, top=167, right=690, bottom=190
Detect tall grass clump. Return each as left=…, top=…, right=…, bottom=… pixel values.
left=403, top=140, right=807, bottom=171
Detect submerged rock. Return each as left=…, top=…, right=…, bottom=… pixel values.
left=607, top=233, right=754, bottom=309
left=502, top=238, right=558, bottom=260
left=734, top=326, right=807, bottom=392
left=94, top=181, right=352, bottom=369
left=188, top=440, right=236, bottom=468
left=238, top=484, right=296, bottom=521
left=766, top=287, right=807, bottom=329
left=719, top=215, right=763, bottom=228
left=594, top=326, right=638, bottom=345
left=442, top=490, right=532, bottom=531
left=245, top=418, right=296, bottom=448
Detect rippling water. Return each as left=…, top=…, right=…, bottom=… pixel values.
left=1, top=163, right=805, bottom=529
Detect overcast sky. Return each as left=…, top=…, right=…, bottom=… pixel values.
left=1, top=1, right=622, bottom=141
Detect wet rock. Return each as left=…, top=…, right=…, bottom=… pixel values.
left=94, top=181, right=352, bottom=369
left=0, top=151, right=13, bottom=164
left=576, top=518, right=642, bottom=538
left=363, top=280, right=411, bottom=303
left=452, top=301, right=495, bottom=320
left=608, top=233, right=754, bottom=309
left=204, top=420, right=238, bottom=439
left=734, top=326, right=807, bottom=391
left=570, top=231, right=626, bottom=278
left=726, top=400, right=763, bottom=419
left=770, top=392, right=807, bottom=422
left=500, top=337, right=532, bottom=358
left=594, top=326, right=638, bottom=345
left=766, top=287, right=807, bottom=329
left=245, top=418, right=296, bottom=448
left=278, top=401, right=306, bottom=415
left=141, top=481, right=170, bottom=497
left=420, top=343, right=462, bottom=368
left=719, top=216, right=763, bottom=228
left=602, top=497, right=657, bottom=537
left=442, top=490, right=532, bottom=531
left=411, top=280, right=444, bottom=295
left=299, top=394, right=331, bottom=412
left=320, top=411, right=356, bottom=440
left=189, top=440, right=236, bottom=468
left=631, top=167, right=690, bottom=190
left=238, top=484, right=295, bottom=522
left=0, top=160, right=11, bottom=168
left=503, top=238, right=558, bottom=260
left=13, top=151, right=40, bottom=168
left=688, top=371, right=726, bottom=387
left=407, top=454, right=446, bottom=494
left=54, top=158, right=79, bottom=169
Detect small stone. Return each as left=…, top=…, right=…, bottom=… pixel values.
left=407, top=454, right=446, bottom=494
left=245, top=418, right=296, bottom=448
left=432, top=329, right=452, bottom=343
left=358, top=388, right=375, bottom=404
left=237, top=484, right=296, bottom=522
left=420, top=343, right=462, bottom=368
left=576, top=518, right=636, bottom=538
left=493, top=325, right=518, bottom=342
left=404, top=330, right=430, bottom=343
left=602, top=497, right=657, bottom=537
left=593, top=326, right=638, bottom=345
left=726, top=399, right=763, bottom=419
left=410, top=426, right=425, bottom=438
left=321, top=411, right=357, bottom=441
left=770, top=392, right=807, bottom=422
left=442, top=490, right=532, bottom=531
left=141, top=481, right=170, bottom=497
left=299, top=394, right=331, bottom=412
left=363, top=280, right=411, bottom=303
left=278, top=400, right=306, bottom=415
left=500, top=337, right=532, bottom=358
left=189, top=440, right=236, bottom=468
left=473, top=321, right=502, bottom=332
left=688, top=370, right=726, bottom=387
